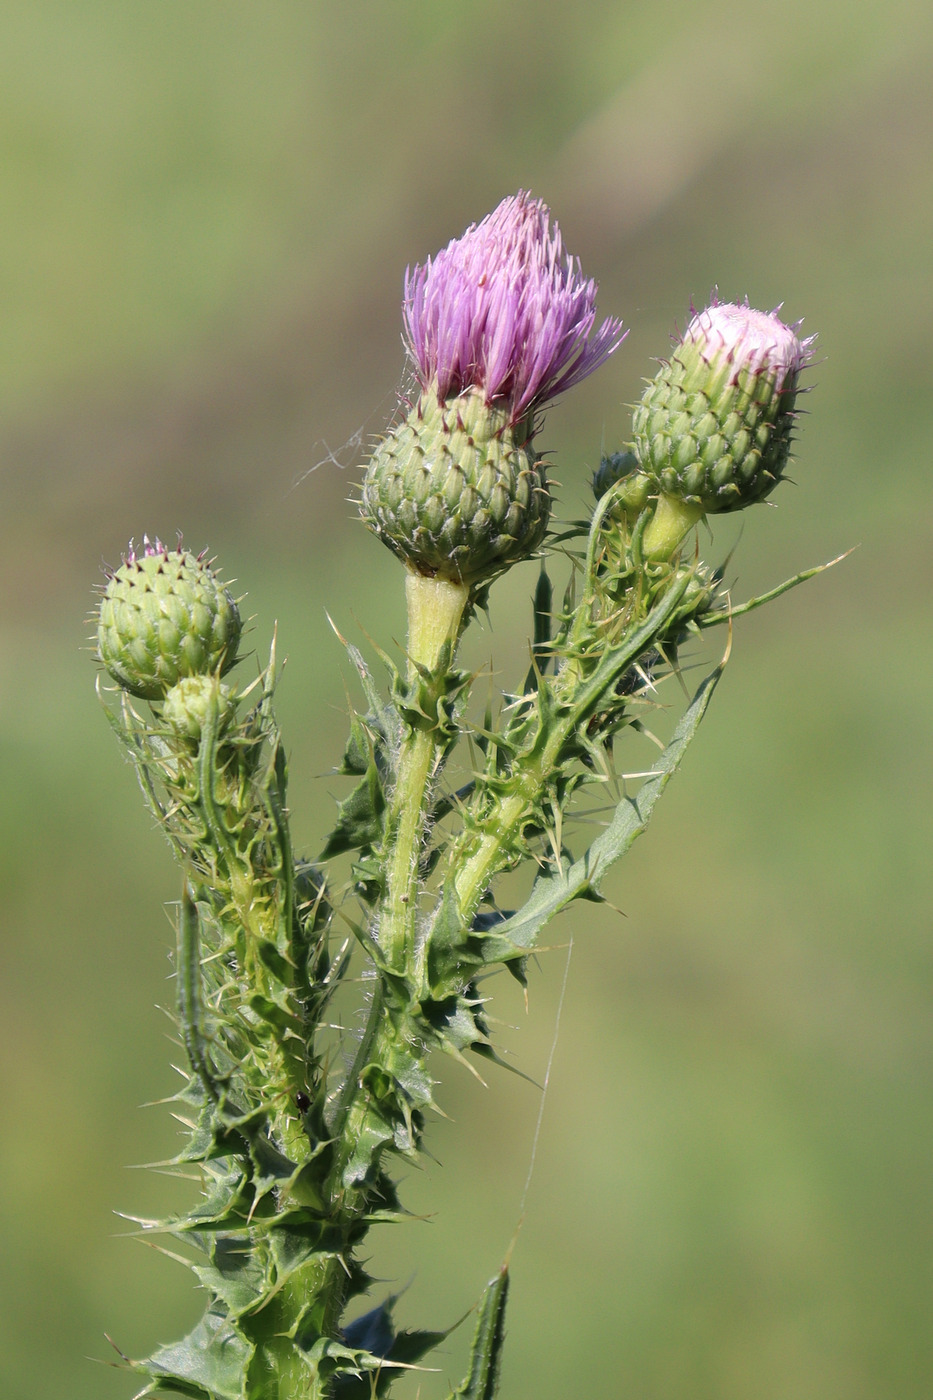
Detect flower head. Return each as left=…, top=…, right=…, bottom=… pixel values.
left=633, top=297, right=815, bottom=514
left=363, top=193, right=624, bottom=584
left=402, top=191, right=625, bottom=422
left=97, top=542, right=241, bottom=700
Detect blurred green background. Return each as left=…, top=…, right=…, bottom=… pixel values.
left=1, top=1, right=931, bottom=1396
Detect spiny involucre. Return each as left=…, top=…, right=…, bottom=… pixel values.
left=97, top=537, right=241, bottom=700
left=363, top=192, right=625, bottom=585
left=633, top=299, right=815, bottom=513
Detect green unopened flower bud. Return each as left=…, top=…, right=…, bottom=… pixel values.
left=97, top=538, right=241, bottom=700
left=591, top=449, right=651, bottom=518
left=592, top=449, right=637, bottom=500
left=676, top=563, right=717, bottom=623
left=633, top=301, right=814, bottom=514
left=362, top=389, right=549, bottom=585
left=162, top=675, right=236, bottom=743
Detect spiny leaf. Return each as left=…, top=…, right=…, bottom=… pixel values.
left=697, top=551, right=851, bottom=627
left=294, top=1331, right=414, bottom=1388
left=337, top=639, right=400, bottom=760
left=447, top=1265, right=509, bottom=1400
left=178, top=889, right=222, bottom=1104
left=320, top=760, right=386, bottom=860
left=522, top=564, right=554, bottom=695
left=191, top=1236, right=271, bottom=1318
left=133, top=1305, right=254, bottom=1400
left=335, top=1295, right=455, bottom=1398
left=340, top=712, right=380, bottom=776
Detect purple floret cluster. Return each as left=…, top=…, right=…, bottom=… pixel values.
left=403, top=191, right=625, bottom=422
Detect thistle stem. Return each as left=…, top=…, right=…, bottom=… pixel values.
left=248, top=1255, right=350, bottom=1398
left=451, top=571, right=692, bottom=924
left=329, top=573, right=470, bottom=1191
left=642, top=492, right=705, bottom=560
left=380, top=728, right=436, bottom=971
left=378, top=572, right=469, bottom=971
left=404, top=571, right=470, bottom=675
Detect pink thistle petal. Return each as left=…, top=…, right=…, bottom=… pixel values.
left=682, top=301, right=815, bottom=390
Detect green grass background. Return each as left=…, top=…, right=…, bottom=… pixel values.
left=1, top=2, right=931, bottom=1396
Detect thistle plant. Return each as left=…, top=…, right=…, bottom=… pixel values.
left=93, top=193, right=832, bottom=1399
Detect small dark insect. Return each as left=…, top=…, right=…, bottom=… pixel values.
left=296, top=1092, right=311, bottom=1112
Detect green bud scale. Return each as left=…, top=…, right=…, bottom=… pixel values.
left=361, top=389, right=549, bottom=585
left=97, top=538, right=241, bottom=700
left=633, top=302, right=813, bottom=513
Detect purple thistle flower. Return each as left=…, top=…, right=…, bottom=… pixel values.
left=403, top=191, right=625, bottom=422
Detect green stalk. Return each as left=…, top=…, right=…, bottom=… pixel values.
left=451, top=571, right=692, bottom=924
left=194, top=706, right=309, bottom=1163
left=642, top=492, right=704, bottom=559
left=329, top=571, right=469, bottom=1175
left=404, top=570, right=471, bottom=673
left=379, top=571, right=469, bottom=970
left=235, top=1251, right=351, bottom=1399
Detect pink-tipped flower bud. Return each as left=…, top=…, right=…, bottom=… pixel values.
left=633, top=300, right=814, bottom=513
left=97, top=538, right=241, bottom=700
left=362, top=192, right=625, bottom=584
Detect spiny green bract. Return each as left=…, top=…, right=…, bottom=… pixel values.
left=98, top=542, right=241, bottom=700
left=632, top=336, right=799, bottom=513
left=361, top=389, right=549, bottom=585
